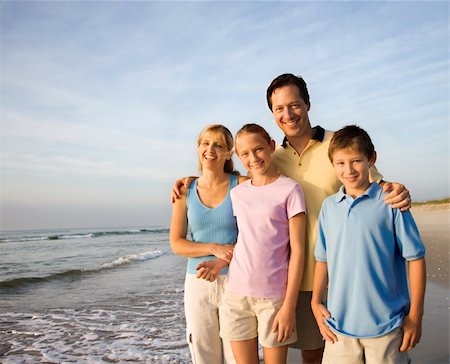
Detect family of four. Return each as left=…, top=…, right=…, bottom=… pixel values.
left=170, top=73, right=426, bottom=364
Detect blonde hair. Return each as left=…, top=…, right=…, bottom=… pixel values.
left=197, top=124, right=237, bottom=174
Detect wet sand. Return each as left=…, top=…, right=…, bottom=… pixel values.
left=287, top=203, right=450, bottom=364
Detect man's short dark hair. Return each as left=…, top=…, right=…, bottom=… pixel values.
left=266, top=73, right=310, bottom=111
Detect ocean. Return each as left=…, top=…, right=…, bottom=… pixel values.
left=0, top=227, right=191, bottom=363
left=1, top=225, right=449, bottom=364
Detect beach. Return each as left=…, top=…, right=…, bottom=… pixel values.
left=0, top=203, right=448, bottom=363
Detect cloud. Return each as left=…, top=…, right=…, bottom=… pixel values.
left=0, top=0, right=448, bottom=229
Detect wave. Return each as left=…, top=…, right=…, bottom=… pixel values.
left=0, top=227, right=170, bottom=244
left=0, top=250, right=165, bottom=290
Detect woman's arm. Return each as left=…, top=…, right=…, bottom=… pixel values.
left=169, top=186, right=233, bottom=260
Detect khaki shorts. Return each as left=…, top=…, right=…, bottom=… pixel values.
left=322, top=327, right=410, bottom=364
left=289, top=291, right=325, bottom=350
left=220, top=290, right=297, bottom=348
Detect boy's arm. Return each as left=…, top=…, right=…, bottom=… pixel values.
left=311, top=261, right=337, bottom=343
left=272, top=212, right=306, bottom=343
left=400, top=257, right=426, bottom=352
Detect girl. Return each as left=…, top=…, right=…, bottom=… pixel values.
left=217, top=123, right=306, bottom=364
left=170, top=124, right=247, bottom=364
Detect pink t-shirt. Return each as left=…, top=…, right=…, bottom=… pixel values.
left=227, top=175, right=306, bottom=298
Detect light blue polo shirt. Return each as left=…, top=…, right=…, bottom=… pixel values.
left=315, top=182, right=426, bottom=338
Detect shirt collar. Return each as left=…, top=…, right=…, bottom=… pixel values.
left=281, top=125, right=325, bottom=148
left=335, top=182, right=382, bottom=203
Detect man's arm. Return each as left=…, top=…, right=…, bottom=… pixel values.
left=400, top=257, right=426, bottom=352
left=171, top=176, right=198, bottom=202
left=369, top=165, right=412, bottom=211
left=381, top=181, right=411, bottom=211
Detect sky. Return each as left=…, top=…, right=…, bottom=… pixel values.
left=0, top=0, right=448, bottom=231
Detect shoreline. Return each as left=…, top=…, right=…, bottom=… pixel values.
left=411, top=202, right=449, bottom=288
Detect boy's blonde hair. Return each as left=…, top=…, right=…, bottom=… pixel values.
left=328, top=125, right=376, bottom=162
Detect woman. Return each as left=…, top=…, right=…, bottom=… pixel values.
left=170, top=124, right=246, bottom=364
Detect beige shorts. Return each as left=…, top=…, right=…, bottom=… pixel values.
left=322, top=327, right=410, bottom=364
left=219, top=290, right=297, bottom=348
left=289, top=291, right=324, bottom=350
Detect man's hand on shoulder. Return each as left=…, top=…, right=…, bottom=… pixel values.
left=382, top=181, right=411, bottom=211
left=171, top=176, right=197, bottom=203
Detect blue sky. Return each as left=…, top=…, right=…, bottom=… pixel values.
left=1, top=1, right=448, bottom=230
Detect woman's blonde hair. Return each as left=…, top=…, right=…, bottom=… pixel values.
left=197, top=124, right=238, bottom=174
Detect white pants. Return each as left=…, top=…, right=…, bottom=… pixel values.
left=184, top=273, right=236, bottom=364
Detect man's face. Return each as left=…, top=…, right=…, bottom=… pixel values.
left=270, top=84, right=311, bottom=138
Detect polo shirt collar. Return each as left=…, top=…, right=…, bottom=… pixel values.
left=281, top=125, right=325, bottom=148
left=335, top=182, right=382, bottom=203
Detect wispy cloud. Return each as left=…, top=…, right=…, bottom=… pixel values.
left=1, top=0, right=448, bottom=229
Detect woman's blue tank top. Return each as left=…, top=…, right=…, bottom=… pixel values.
left=186, top=174, right=238, bottom=275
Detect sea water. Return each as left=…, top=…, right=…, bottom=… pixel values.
left=0, top=227, right=191, bottom=363
left=1, top=227, right=449, bottom=363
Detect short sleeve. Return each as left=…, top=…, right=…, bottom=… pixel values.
left=286, top=183, right=306, bottom=219
left=393, top=209, right=426, bottom=261
left=314, top=205, right=328, bottom=262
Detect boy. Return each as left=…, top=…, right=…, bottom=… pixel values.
left=311, top=125, right=426, bottom=364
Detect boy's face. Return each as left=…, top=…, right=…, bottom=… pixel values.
left=332, top=147, right=376, bottom=198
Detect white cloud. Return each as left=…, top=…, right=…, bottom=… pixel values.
left=0, top=0, right=448, bottom=229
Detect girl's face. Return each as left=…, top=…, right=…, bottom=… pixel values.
left=235, top=132, right=275, bottom=176
left=197, top=131, right=231, bottom=171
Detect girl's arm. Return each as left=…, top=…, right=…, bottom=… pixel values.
left=196, top=258, right=230, bottom=281
left=311, top=261, right=337, bottom=343
left=272, top=212, right=306, bottom=343
left=400, top=257, right=426, bottom=352
left=169, top=187, right=233, bottom=261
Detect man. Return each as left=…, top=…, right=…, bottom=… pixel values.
left=266, top=73, right=410, bottom=363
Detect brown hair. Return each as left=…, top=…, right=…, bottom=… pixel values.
left=328, top=125, right=376, bottom=162
left=197, top=124, right=237, bottom=174
left=266, top=73, right=310, bottom=111
left=235, top=123, right=272, bottom=152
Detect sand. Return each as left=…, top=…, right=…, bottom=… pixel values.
left=287, top=203, right=450, bottom=364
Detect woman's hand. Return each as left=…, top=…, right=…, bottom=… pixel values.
left=196, top=259, right=229, bottom=282
left=210, top=244, right=234, bottom=263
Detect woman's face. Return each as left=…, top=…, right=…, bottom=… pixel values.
left=197, top=131, right=231, bottom=171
